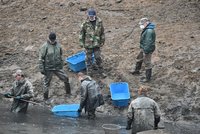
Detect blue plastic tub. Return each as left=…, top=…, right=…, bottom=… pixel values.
left=109, top=82, right=130, bottom=107
left=51, top=104, right=80, bottom=117
left=66, top=51, right=95, bottom=72
left=66, top=51, right=86, bottom=72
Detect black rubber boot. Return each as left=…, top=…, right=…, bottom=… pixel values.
left=131, top=61, right=142, bottom=75
left=146, top=68, right=152, bottom=81
left=43, top=91, right=49, bottom=101
left=64, top=82, right=71, bottom=95
left=140, top=69, right=152, bottom=82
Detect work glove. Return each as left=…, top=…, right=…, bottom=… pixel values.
left=126, top=118, right=132, bottom=130
left=77, top=108, right=82, bottom=113
left=40, top=69, right=46, bottom=75
left=4, top=93, right=11, bottom=98
left=16, top=96, right=23, bottom=100
left=154, top=116, right=160, bottom=130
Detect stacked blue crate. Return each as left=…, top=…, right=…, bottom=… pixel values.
left=66, top=51, right=95, bottom=72
left=109, top=82, right=130, bottom=107
left=66, top=51, right=86, bottom=72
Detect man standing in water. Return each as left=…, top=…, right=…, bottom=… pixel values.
left=126, top=86, right=161, bottom=133
left=4, top=69, right=34, bottom=113
left=77, top=72, right=100, bottom=120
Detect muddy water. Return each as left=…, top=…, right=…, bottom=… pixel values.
left=1, top=101, right=200, bottom=134
left=0, top=102, right=129, bottom=134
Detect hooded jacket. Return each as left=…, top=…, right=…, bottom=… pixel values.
left=79, top=76, right=99, bottom=112
left=140, top=23, right=156, bottom=54
left=10, top=79, right=34, bottom=113
left=38, top=41, right=63, bottom=71
left=127, top=95, right=161, bottom=133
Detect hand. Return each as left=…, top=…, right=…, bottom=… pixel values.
left=16, top=96, right=23, bottom=100
left=4, top=93, right=11, bottom=98
left=40, top=70, right=46, bottom=75
left=126, top=125, right=131, bottom=130
left=77, top=108, right=82, bottom=113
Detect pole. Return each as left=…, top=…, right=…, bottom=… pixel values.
left=0, top=93, right=51, bottom=109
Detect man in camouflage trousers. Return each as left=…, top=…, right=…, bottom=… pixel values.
left=79, top=8, right=105, bottom=76
left=39, top=32, right=71, bottom=100
left=4, top=69, right=34, bottom=113
left=126, top=86, right=161, bottom=134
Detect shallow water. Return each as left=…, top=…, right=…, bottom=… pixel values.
left=0, top=102, right=128, bottom=134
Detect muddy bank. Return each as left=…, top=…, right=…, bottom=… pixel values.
left=0, top=0, right=200, bottom=134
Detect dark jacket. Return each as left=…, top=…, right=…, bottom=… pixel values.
left=10, top=79, right=34, bottom=113
left=38, top=41, right=63, bottom=71
left=79, top=77, right=99, bottom=112
left=140, top=23, right=156, bottom=54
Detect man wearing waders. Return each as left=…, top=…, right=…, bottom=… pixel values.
left=126, top=86, right=161, bottom=133
left=79, top=8, right=105, bottom=76
left=4, top=69, right=34, bottom=113
left=131, top=18, right=156, bottom=82
left=77, top=72, right=100, bottom=120
left=38, top=32, right=71, bottom=100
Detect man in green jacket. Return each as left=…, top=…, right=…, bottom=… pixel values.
left=4, top=69, right=34, bottom=113
left=79, top=8, right=105, bottom=76
left=38, top=32, right=71, bottom=100
left=131, top=18, right=156, bottom=82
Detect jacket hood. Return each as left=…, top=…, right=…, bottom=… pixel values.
left=146, top=23, right=155, bottom=29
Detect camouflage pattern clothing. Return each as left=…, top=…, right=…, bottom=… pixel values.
left=9, top=79, right=34, bottom=113
left=79, top=17, right=105, bottom=73
left=38, top=40, right=70, bottom=99
left=79, top=76, right=99, bottom=119
left=127, top=95, right=161, bottom=134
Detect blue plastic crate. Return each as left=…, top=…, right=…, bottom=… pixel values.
left=110, top=82, right=130, bottom=107
left=51, top=104, right=80, bottom=117
left=66, top=51, right=86, bottom=72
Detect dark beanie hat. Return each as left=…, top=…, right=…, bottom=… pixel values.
left=49, top=32, right=56, bottom=41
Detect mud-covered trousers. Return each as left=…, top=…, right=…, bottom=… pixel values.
left=136, top=50, right=152, bottom=70
left=43, top=69, right=70, bottom=96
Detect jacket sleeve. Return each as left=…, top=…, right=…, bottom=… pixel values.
left=21, top=80, right=34, bottom=100
left=60, top=46, right=64, bottom=68
left=79, top=22, right=86, bottom=48
left=154, top=101, right=161, bottom=119
left=127, top=102, right=134, bottom=120
left=142, top=29, right=155, bottom=54
left=79, top=84, right=87, bottom=110
left=100, top=22, right=105, bottom=46
left=38, top=43, right=47, bottom=72
left=126, top=102, right=134, bottom=128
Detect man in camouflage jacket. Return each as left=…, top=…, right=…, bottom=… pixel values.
left=126, top=86, right=161, bottom=134
left=38, top=32, right=71, bottom=100
left=4, top=70, right=34, bottom=113
left=79, top=8, right=105, bottom=75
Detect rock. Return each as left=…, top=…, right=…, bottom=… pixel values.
left=79, top=6, right=87, bottom=11
left=116, top=0, right=123, bottom=3
left=68, top=2, right=75, bottom=7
